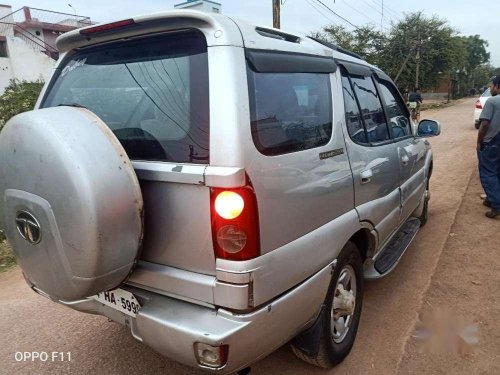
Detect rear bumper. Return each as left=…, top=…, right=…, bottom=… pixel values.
left=57, top=261, right=333, bottom=374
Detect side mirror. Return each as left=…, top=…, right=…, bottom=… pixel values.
left=417, top=119, right=441, bottom=137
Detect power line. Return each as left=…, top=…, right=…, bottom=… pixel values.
left=370, top=0, right=403, bottom=21
left=359, top=0, right=401, bottom=26
left=338, top=0, right=381, bottom=27
left=305, top=0, right=340, bottom=24
left=359, top=0, right=384, bottom=17
left=312, top=0, right=359, bottom=29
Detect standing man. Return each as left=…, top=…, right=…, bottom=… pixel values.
left=477, top=76, right=500, bottom=218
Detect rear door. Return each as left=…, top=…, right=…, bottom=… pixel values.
left=41, top=31, right=217, bottom=275
left=339, top=64, right=401, bottom=246
left=376, top=77, right=427, bottom=223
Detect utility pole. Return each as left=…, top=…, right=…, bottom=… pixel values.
left=394, top=47, right=414, bottom=84
left=381, top=0, right=384, bottom=33
left=415, top=32, right=422, bottom=89
left=273, top=0, right=280, bottom=29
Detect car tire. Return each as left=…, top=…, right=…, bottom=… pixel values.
left=291, top=241, right=363, bottom=368
left=419, top=179, right=430, bottom=227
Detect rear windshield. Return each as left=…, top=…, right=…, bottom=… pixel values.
left=42, top=31, right=209, bottom=164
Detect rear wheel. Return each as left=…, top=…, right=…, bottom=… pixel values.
left=291, top=242, right=363, bottom=368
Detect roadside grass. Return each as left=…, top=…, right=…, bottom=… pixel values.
left=0, top=239, right=16, bottom=273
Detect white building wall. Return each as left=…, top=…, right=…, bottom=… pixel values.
left=0, top=36, right=55, bottom=93
left=0, top=5, right=15, bottom=92
left=0, top=5, right=15, bottom=37
left=174, top=1, right=222, bottom=13
left=7, top=37, right=54, bottom=82
left=0, top=4, right=56, bottom=93
left=0, top=56, right=14, bottom=92
left=24, top=27, right=46, bottom=50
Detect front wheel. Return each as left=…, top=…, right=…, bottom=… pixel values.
left=291, top=242, right=364, bottom=368
left=419, top=179, right=430, bottom=227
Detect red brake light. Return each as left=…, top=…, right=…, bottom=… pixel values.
left=79, top=19, right=135, bottom=35
left=210, top=185, right=260, bottom=261
left=476, top=100, right=483, bottom=109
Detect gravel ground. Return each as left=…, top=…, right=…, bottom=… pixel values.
left=1, top=98, right=498, bottom=375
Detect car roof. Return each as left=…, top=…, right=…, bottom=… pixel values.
left=57, top=10, right=373, bottom=68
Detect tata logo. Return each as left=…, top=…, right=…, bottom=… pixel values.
left=15, top=211, right=41, bottom=245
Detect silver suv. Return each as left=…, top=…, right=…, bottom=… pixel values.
left=0, top=10, right=440, bottom=374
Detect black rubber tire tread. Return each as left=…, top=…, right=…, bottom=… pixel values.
left=291, top=241, right=364, bottom=368
left=419, top=179, right=430, bottom=227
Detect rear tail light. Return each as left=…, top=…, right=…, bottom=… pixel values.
left=79, top=19, right=135, bottom=35
left=476, top=100, right=483, bottom=109
left=214, top=191, right=245, bottom=220
left=210, top=183, right=260, bottom=261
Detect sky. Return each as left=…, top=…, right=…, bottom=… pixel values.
left=5, top=0, right=499, bottom=66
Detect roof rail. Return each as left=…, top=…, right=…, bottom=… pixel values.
left=307, top=36, right=362, bottom=60
left=256, top=27, right=300, bottom=43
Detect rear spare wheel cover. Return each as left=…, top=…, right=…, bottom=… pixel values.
left=0, top=107, right=143, bottom=301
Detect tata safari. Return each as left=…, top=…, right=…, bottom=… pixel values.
left=0, top=10, right=440, bottom=374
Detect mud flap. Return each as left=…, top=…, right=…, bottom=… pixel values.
left=291, top=305, right=328, bottom=357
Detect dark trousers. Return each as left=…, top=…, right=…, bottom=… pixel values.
left=479, top=131, right=500, bottom=209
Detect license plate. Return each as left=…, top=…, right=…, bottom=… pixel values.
left=91, top=288, right=141, bottom=318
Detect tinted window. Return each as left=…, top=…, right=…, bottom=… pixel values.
left=247, top=66, right=332, bottom=156
left=483, top=88, right=491, bottom=98
left=350, top=75, right=390, bottom=143
left=42, top=32, right=209, bottom=164
left=341, top=72, right=368, bottom=144
left=378, top=80, right=411, bottom=139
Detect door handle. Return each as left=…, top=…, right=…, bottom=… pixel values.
left=360, top=169, right=373, bottom=184
left=401, top=155, right=410, bottom=166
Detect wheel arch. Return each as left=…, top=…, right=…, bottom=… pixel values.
left=428, top=159, right=434, bottom=180
left=348, top=225, right=377, bottom=262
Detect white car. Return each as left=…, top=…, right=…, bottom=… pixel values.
left=474, top=88, right=491, bottom=129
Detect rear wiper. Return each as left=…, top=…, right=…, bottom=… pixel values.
left=57, top=103, right=88, bottom=109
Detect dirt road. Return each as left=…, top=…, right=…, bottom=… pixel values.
left=1, top=98, right=498, bottom=375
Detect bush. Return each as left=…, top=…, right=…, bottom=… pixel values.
left=0, top=79, right=44, bottom=130
left=0, top=239, right=15, bottom=272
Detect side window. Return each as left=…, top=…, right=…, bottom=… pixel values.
left=247, top=67, right=333, bottom=156
left=341, top=72, right=368, bottom=144
left=378, top=80, right=411, bottom=139
left=350, top=75, right=390, bottom=143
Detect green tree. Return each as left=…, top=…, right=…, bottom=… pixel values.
left=312, top=24, right=386, bottom=66
left=464, top=35, right=490, bottom=71
left=312, top=12, right=486, bottom=93
left=0, top=79, right=44, bottom=131
left=457, top=35, right=491, bottom=92
left=382, top=12, right=466, bottom=90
